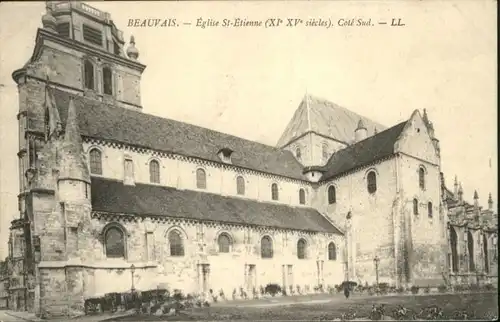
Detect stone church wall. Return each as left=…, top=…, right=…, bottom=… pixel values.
left=81, top=142, right=312, bottom=207
left=398, top=154, right=446, bottom=286
left=80, top=216, right=344, bottom=298
left=313, top=158, right=398, bottom=285
left=395, top=112, right=447, bottom=286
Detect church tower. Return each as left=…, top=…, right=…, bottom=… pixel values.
left=10, top=1, right=146, bottom=317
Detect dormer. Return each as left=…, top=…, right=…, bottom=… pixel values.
left=217, top=148, right=234, bottom=164
left=302, top=166, right=325, bottom=183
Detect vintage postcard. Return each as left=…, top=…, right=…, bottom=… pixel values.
left=0, top=1, right=497, bottom=321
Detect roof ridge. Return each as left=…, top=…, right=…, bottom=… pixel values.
left=329, top=120, right=407, bottom=153
left=319, top=120, right=408, bottom=181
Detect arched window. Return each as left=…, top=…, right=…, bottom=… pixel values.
left=328, top=242, right=337, bottom=260
left=322, top=144, right=328, bottom=160
left=450, top=226, right=458, bottom=272
left=483, top=234, right=489, bottom=273
left=103, top=66, right=113, bottom=95
left=168, top=230, right=184, bottom=257
left=271, top=183, right=279, bottom=201
left=236, top=176, right=245, bottom=195
left=413, top=198, right=419, bottom=215
left=299, top=188, right=306, bottom=205
left=218, top=233, right=231, bottom=253
left=328, top=186, right=336, bottom=204
left=467, top=231, right=475, bottom=271
left=367, top=171, right=377, bottom=194
left=297, top=238, right=307, bottom=259
left=89, top=148, right=102, bottom=175
left=84, top=59, right=94, bottom=90
left=428, top=202, right=433, bottom=218
left=105, top=227, right=125, bottom=258
left=419, top=167, right=426, bottom=190
left=196, top=168, right=206, bottom=189
left=296, top=148, right=301, bottom=160
left=149, top=160, right=160, bottom=183
left=261, top=236, right=273, bottom=258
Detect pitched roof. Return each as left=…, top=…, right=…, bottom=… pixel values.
left=319, top=121, right=407, bottom=180
left=46, top=88, right=307, bottom=180
left=277, top=94, right=386, bottom=147
left=90, top=177, right=342, bottom=234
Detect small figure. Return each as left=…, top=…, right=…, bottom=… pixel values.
left=343, top=282, right=350, bottom=299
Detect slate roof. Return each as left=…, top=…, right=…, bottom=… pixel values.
left=277, top=94, right=386, bottom=147
left=46, top=88, right=307, bottom=180
left=91, top=177, right=342, bottom=234
left=319, top=121, right=408, bottom=180
left=41, top=88, right=408, bottom=185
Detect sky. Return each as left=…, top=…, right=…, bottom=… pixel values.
left=0, top=1, right=497, bottom=258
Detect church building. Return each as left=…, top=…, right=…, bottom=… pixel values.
left=3, top=1, right=496, bottom=318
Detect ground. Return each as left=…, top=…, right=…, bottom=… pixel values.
left=108, top=292, right=498, bottom=321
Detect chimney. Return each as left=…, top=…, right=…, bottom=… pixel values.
left=354, top=119, right=368, bottom=142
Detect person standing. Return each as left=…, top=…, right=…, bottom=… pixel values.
left=343, top=282, right=350, bottom=299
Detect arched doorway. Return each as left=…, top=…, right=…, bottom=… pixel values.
left=467, top=231, right=475, bottom=271
left=450, top=227, right=458, bottom=272
left=483, top=234, right=489, bottom=274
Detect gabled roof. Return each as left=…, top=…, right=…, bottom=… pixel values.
left=42, top=88, right=307, bottom=180
left=91, top=177, right=342, bottom=234
left=277, top=94, right=386, bottom=147
left=319, top=121, right=407, bottom=180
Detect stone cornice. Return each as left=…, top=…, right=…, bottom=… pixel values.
left=398, top=151, right=439, bottom=167
left=91, top=211, right=341, bottom=237
left=38, top=259, right=157, bottom=269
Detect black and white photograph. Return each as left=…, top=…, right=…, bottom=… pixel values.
left=0, top=1, right=497, bottom=321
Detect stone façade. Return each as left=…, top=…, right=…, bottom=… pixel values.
left=4, top=1, right=497, bottom=319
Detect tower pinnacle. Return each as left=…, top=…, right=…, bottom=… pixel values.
left=58, top=98, right=90, bottom=184
left=41, top=2, right=57, bottom=33
left=126, top=35, right=140, bottom=60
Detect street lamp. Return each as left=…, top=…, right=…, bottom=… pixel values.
left=373, top=255, right=380, bottom=288
left=130, top=264, right=136, bottom=293
left=345, top=212, right=352, bottom=284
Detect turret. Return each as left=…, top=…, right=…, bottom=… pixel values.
left=473, top=190, right=479, bottom=209
left=453, top=175, right=458, bottom=197
left=458, top=183, right=463, bottom=203
left=57, top=98, right=91, bottom=202
left=423, top=109, right=440, bottom=160
left=422, top=109, right=434, bottom=137
left=354, top=119, right=367, bottom=142
left=488, top=193, right=493, bottom=210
